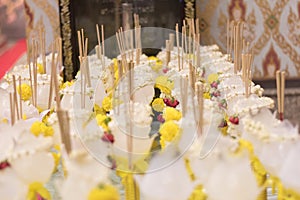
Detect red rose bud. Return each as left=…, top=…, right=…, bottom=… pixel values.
left=229, top=116, right=239, bottom=125
left=0, top=161, right=10, bottom=170
left=101, top=132, right=115, bottom=143
left=164, top=98, right=179, bottom=108
left=210, top=81, right=219, bottom=89
left=211, top=91, right=221, bottom=97
left=218, top=119, right=228, bottom=128
left=163, top=68, right=169, bottom=73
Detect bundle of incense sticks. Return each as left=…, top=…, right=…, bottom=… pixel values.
left=276, top=70, right=286, bottom=121
left=38, top=26, right=46, bottom=74
left=96, top=24, right=105, bottom=68
left=28, top=39, right=38, bottom=107
left=241, top=52, right=253, bottom=98
left=77, top=30, right=92, bottom=108
left=48, top=37, right=63, bottom=109
left=233, top=22, right=244, bottom=73
left=196, top=82, right=204, bottom=137
left=116, top=30, right=128, bottom=72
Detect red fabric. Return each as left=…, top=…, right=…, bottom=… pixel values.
left=0, top=39, right=27, bottom=79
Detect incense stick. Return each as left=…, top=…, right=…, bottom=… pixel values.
left=53, top=50, right=61, bottom=110
left=276, top=70, right=281, bottom=115
left=96, top=24, right=102, bottom=60
left=101, top=25, right=105, bottom=66
left=77, top=31, right=83, bottom=63
left=9, top=93, right=15, bottom=126
left=227, top=20, right=230, bottom=55
left=169, top=33, right=175, bottom=51
left=18, top=76, right=23, bottom=119
left=84, top=38, right=91, bottom=87
left=48, top=45, right=55, bottom=109
left=196, top=82, right=203, bottom=137
left=12, top=75, right=20, bottom=120
left=280, top=71, right=285, bottom=121
left=127, top=61, right=134, bottom=170
left=176, top=24, right=181, bottom=71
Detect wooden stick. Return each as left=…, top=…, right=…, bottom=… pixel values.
left=276, top=70, right=281, bottom=115
left=195, top=18, right=199, bottom=35
left=280, top=71, right=285, bottom=121
left=12, top=75, right=20, bottom=120
left=81, top=29, right=85, bottom=54
left=233, top=25, right=237, bottom=73
left=84, top=38, right=91, bottom=87
left=227, top=19, right=230, bottom=55
left=180, top=75, right=188, bottom=116
left=39, top=27, right=46, bottom=74
left=53, top=51, right=61, bottom=110
left=196, top=82, right=203, bottom=137
left=189, top=63, right=195, bottom=91
left=169, top=33, right=175, bottom=51
left=181, top=26, right=186, bottom=70
left=96, top=24, right=102, bottom=59
left=176, top=24, right=181, bottom=71
left=196, top=33, right=201, bottom=68
left=58, top=37, right=63, bottom=69
left=32, top=40, right=38, bottom=107
left=18, top=76, right=23, bottom=119
left=56, top=109, right=72, bottom=154
left=127, top=61, right=134, bottom=170
left=48, top=45, right=55, bottom=109
left=229, top=21, right=234, bottom=61
left=77, top=31, right=83, bottom=63
left=101, top=25, right=105, bottom=66
left=9, top=93, right=15, bottom=126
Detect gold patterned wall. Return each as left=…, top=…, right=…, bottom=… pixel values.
left=24, top=0, right=60, bottom=52
left=196, top=0, right=300, bottom=80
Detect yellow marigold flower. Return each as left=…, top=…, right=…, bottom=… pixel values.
left=22, top=114, right=27, bottom=120
left=44, top=126, right=54, bottom=137
left=60, top=81, right=74, bottom=90
left=207, top=73, right=219, bottom=84
left=51, top=146, right=61, bottom=172
left=30, top=121, right=54, bottom=137
left=151, top=63, right=163, bottom=72
left=155, top=76, right=174, bottom=95
left=88, top=184, right=120, bottom=200
left=30, top=121, right=42, bottom=136
left=94, top=104, right=106, bottom=115
left=159, top=121, right=180, bottom=142
left=152, top=98, right=165, bottom=112
left=1, top=118, right=8, bottom=124
left=102, top=96, right=113, bottom=112
left=37, top=63, right=45, bottom=74
left=27, top=182, right=51, bottom=200
left=203, top=92, right=211, bottom=99
left=96, top=114, right=110, bottom=131
left=163, top=107, right=182, bottom=121
left=17, top=83, right=32, bottom=101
